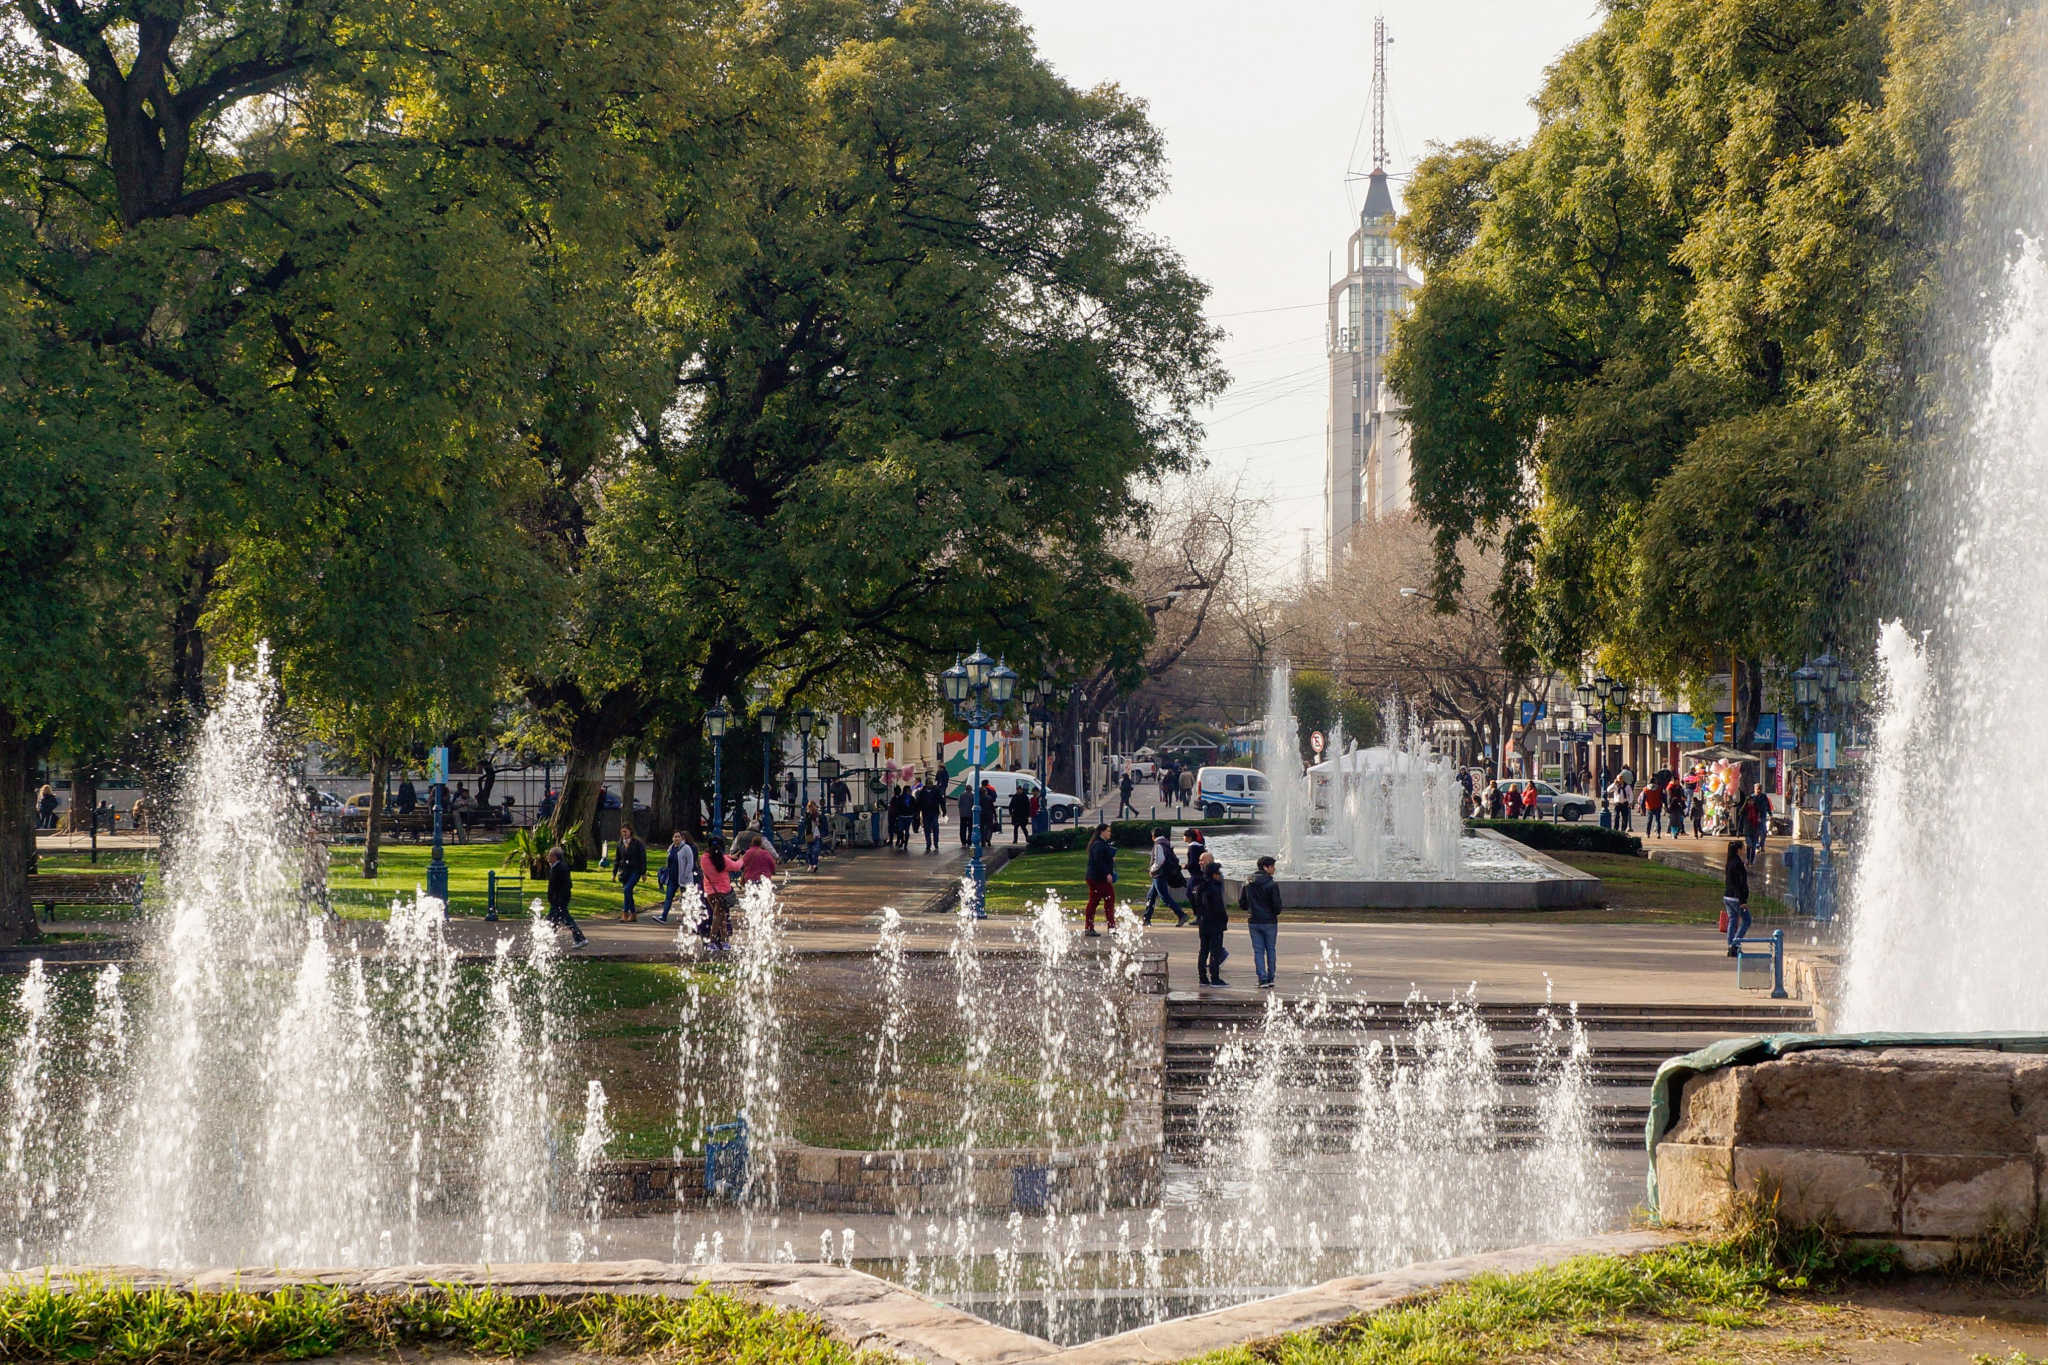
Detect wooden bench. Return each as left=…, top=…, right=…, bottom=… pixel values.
left=25, top=872, right=144, bottom=923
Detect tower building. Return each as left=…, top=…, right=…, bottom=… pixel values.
left=1323, top=16, right=1419, bottom=572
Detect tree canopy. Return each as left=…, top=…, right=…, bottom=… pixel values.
left=1389, top=0, right=2048, bottom=728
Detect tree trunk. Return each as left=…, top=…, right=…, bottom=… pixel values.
left=1731, top=658, right=1765, bottom=760
left=544, top=689, right=644, bottom=870
left=648, top=753, right=676, bottom=842
left=361, top=747, right=388, bottom=878
left=621, top=740, right=640, bottom=839
left=0, top=713, right=36, bottom=944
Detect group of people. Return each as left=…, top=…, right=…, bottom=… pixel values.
left=543, top=824, right=786, bottom=951
left=1081, top=823, right=1286, bottom=989
left=1113, top=759, right=1195, bottom=817
left=884, top=776, right=1027, bottom=853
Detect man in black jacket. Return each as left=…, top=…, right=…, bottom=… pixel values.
left=545, top=846, right=587, bottom=947
left=1192, top=853, right=1229, bottom=986
left=1083, top=824, right=1118, bottom=937
left=916, top=779, right=944, bottom=853
left=1009, top=787, right=1033, bottom=844
left=1241, top=855, right=1283, bottom=988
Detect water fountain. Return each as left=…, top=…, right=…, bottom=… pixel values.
left=0, top=653, right=1625, bottom=1348
left=1211, top=665, right=1600, bottom=908
left=1843, top=240, right=2048, bottom=1030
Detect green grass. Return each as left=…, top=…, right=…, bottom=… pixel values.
left=322, top=842, right=633, bottom=920
left=0, top=1278, right=898, bottom=1363
left=983, top=849, right=1090, bottom=914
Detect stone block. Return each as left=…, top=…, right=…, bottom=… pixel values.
left=1667, top=1070, right=1746, bottom=1146
left=1654, top=1141, right=1734, bottom=1228
left=2010, top=1054, right=2048, bottom=1133
left=1734, top=1145, right=1898, bottom=1236
left=1901, top=1153, right=2036, bottom=1239
left=1743, top=1051, right=2033, bottom=1154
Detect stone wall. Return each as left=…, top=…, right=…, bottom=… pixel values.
left=1656, top=1046, right=2048, bottom=1266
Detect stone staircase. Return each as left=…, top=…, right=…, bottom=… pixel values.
left=1162, top=993, right=1815, bottom=1151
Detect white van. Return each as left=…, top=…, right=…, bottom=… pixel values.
left=1195, top=765, right=1267, bottom=818
left=947, top=770, right=1084, bottom=825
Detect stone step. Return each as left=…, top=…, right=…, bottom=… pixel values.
left=1164, top=996, right=1812, bottom=1025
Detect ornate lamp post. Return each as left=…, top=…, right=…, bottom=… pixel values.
left=795, top=704, right=817, bottom=815
left=941, top=645, right=1016, bottom=915
left=1022, top=669, right=1061, bottom=835
left=705, top=705, right=730, bottom=839
left=756, top=695, right=779, bottom=843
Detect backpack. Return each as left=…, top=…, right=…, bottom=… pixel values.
left=1163, top=845, right=1186, bottom=889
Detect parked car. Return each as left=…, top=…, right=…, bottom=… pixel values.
left=946, top=770, right=1082, bottom=825
left=1195, top=765, right=1267, bottom=818
left=1496, top=778, right=1595, bottom=822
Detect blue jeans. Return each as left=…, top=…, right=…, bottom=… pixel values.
left=1724, top=897, right=1751, bottom=948
left=1144, top=876, right=1183, bottom=919
left=620, top=870, right=641, bottom=917
left=805, top=837, right=821, bottom=870
left=1248, top=921, right=1277, bottom=984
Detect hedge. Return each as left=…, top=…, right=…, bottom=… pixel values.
left=1026, top=817, right=1246, bottom=854
left=1467, top=819, right=1643, bottom=857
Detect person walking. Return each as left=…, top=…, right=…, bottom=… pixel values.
left=1690, top=783, right=1706, bottom=837
left=544, top=846, right=587, bottom=947
left=1664, top=777, right=1687, bottom=840
left=1743, top=788, right=1772, bottom=865
left=739, top=831, right=777, bottom=885
left=1009, top=787, right=1032, bottom=845
left=1642, top=780, right=1664, bottom=838
left=979, top=781, right=999, bottom=847
left=698, top=837, right=742, bottom=948
left=917, top=779, right=943, bottom=853
left=658, top=829, right=697, bottom=923
left=1117, top=770, right=1136, bottom=818
left=1722, top=839, right=1752, bottom=955
left=1241, top=855, right=1283, bottom=989
left=1191, top=852, right=1229, bottom=986
left=1142, top=827, right=1190, bottom=927
left=1082, top=824, right=1118, bottom=937
left=800, top=800, right=824, bottom=871
left=613, top=825, right=647, bottom=921
left=957, top=780, right=974, bottom=846
left=1182, top=826, right=1207, bottom=876
left=35, top=784, right=58, bottom=830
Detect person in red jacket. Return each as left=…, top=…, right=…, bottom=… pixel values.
left=1642, top=781, right=1665, bottom=837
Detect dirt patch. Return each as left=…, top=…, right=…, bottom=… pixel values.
left=1535, top=1278, right=2048, bottom=1362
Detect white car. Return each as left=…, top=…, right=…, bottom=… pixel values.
left=1495, top=778, right=1595, bottom=822
left=949, top=770, right=1083, bottom=825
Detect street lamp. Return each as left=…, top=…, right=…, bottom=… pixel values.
left=795, top=704, right=817, bottom=815
left=756, top=697, right=779, bottom=843
left=705, top=705, right=730, bottom=839
left=942, top=646, right=1013, bottom=916
left=1024, top=670, right=1062, bottom=835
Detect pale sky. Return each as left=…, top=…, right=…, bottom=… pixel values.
left=1014, top=0, right=1604, bottom=579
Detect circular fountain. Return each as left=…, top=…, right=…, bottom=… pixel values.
left=1223, top=662, right=1600, bottom=909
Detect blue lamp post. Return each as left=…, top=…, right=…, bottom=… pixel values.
left=427, top=743, right=450, bottom=903
left=755, top=694, right=779, bottom=843
left=706, top=705, right=729, bottom=839
left=941, top=646, right=1016, bottom=916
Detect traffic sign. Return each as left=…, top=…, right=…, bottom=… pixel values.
left=1310, top=730, right=1325, bottom=755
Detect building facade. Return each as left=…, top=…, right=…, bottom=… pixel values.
left=1323, top=167, right=1419, bottom=572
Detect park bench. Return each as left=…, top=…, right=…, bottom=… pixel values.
left=25, top=872, right=144, bottom=924
left=1732, top=928, right=1789, bottom=999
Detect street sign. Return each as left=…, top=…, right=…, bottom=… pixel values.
left=427, top=746, right=450, bottom=786
left=1310, top=730, right=1325, bottom=755
left=1519, top=700, right=1548, bottom=725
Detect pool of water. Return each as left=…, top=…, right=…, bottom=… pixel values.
left=1202, top=831, right=1554, bottom=882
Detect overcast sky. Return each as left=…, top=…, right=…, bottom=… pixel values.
left=1012, top=0, right=1604, bottom=579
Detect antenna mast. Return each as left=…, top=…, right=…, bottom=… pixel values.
left=1371, top=14, right=1388, bottom=171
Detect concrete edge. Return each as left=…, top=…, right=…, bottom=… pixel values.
left=1026, top=1228, right=1686, bottom=1363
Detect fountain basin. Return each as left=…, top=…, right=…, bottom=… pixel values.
left=1212, top=829, right=1602, bottom=910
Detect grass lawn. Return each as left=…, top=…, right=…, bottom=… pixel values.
left=1183, top=1218, right=2048, bottom=1364
left=322, top=841, right=633, bottom=920
left=984, top=848, right=1090, bottom=914
left=0, top=1279, right=897, bottom=1364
